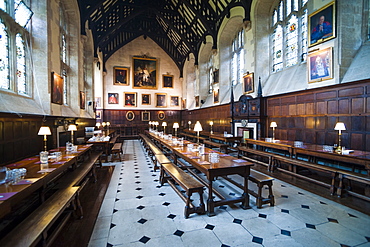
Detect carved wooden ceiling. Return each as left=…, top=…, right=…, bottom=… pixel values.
left=77, top=0, right=252, bottom=75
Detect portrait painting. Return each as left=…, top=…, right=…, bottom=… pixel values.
left=243, top=73, right=254, bottom=94
left=132, top=57, right=157, bottom=89
left=158, top=111, right=165, bottom=120
left=108, top=93, right=119, bottom=104
left=95, top=97, right=101, bottom=108
left=170, top=96, right=179, bottom=106
left=51, top=71, right=63, bottom=105
left=182, top=98, right=186, bottom=109
left=213, top=69, right=219, bottom=84
left=195, top=95, right=200, bottom=107
left=308, top=2, right=335, bottom=47
left=126, top=111, right=135, bottom=121
left=213, top=89, right=219, bottom=103
left=114, top=67, right=129, bottom=85
left=96, top=110, right=102, bottom=119
left=156, top=93, right=167, bottom=107
left=163, top=75, right=173, bottom=88
left=141, top=94, right=151, bottom=105
left=308, top=47, right=333, bottom=83
left=80, top=91, right=85, bottom=109
left=124, top=92, right=137, bottom=107
left=141, top=111, right=150, bottom=121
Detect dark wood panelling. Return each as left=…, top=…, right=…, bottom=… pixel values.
left=350, top=133, right=364, bottom=150
left=352, top=98, right=364, bottom=113
left=338, top=87, right=364, bottom=97
left=316, top=117, right=326, bottom=129
left=351, top=116, right=365, bottom=131
left=328, top=100, right=338, bottom=114
left=316, top=90, right=336, bottom=100
left=306, top=102, right=315, bottom=115
left=338, top=99, right=349, bottom=114
left=305, top=117, right=315, bottom=129
left=316, top=101, right=327, bottom=115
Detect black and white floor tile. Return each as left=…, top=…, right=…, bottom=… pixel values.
left=89, top=140, right=370, bottom=247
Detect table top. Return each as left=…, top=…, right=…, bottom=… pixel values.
left=0, top=144, right=92, bottom=217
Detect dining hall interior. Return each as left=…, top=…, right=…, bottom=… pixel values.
left=1, top=0, right=370, bottom=246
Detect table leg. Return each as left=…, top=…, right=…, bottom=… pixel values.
left=240, top=173, right=251, bottom=209
left=207, top=178, right=215, bottom=217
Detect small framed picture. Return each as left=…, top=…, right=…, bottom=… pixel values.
left=114, top=67, right=129, bottom=85
left=308, top=47, right=333, bottom=83
left=108, top=93, right=119, bottom=104
left=51, top=72, right=63, bottom=105
left=170, top=96, right=179, bottom=106
left=95, top=97, right=101, bottom=108
left=163, top=74, right=173, bottom=88
left=142, top=111, right=150, bottom=121
left=156, top=93, right=167, bottom=107
left=158, top=111, right=165, bottom=120
left=126, top=111, right=135, bottom=121
left=80, top=91, right=86, bottom=109
left=124, top=92, right=137, bottom=107
left=182, top=98, right=186, bottom=109
left=195, top=96, right=200, bottom=107
left=213, top=89, right=219, bottom=103
left=308, top=2, right=335, bottom=47
left=96, top=110, right=102, bottom=119
left=141, top=94, right=151, bottom=105
left=243, top=73, right=254, bottom=94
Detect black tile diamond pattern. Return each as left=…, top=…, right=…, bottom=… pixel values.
left=281, top=229, right=291, bottom=236
left=328, top=218, right=338, bottom=223
left=162, top=202, right=170, bottom=206
left=136, top=195, right=143, bottom=199
left=306, top=223, right=316, bottom=229
left=252, top=236, right=263, bottom=244
left=301, top=205, right=310, bottom=209
left=136, top=205, right=145, bottom=210
left=139, top=236, right=150, bottom=244
left=258, top=214, right=267, bottom=219
left=137, top=218, right=147, bottom=224
left=110, top=223, right=116, bottom=229
left=167, top=214, right=176, bottom=219
left=281, top=195, right=288, bottom=198
left=159, top=193, right=166, bottom=196
left=174, top=230, right=184, bottom=237
left=205, top=224, right=215, bottom=230
left=233, top=219, right=242, bottom=224
left=281, top=209, right=289, bottom=214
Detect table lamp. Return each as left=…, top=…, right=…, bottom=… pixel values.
left=96, top=122, right=101, bottom=129
left=194, top=121, right=203, bottom=144
left=102, top=122, right=106, bottom=128
left=173, top=122, right=179, bottom=136
left=188, top=121, right=191, bottom=131
left=107, top=122, right=110, bottom=132
left=334, top=122, right=346, bottom=154
left=162, top=122, right=167, bottom=134
left=149, top=121, right=152, bottom=130
left=68, top=124, right=77, bottom=144
left=270, top=121, right=277, bottom=141
left=210, top=121, right=214, bottom=134
left=38, top=126, right=51, bottom=151
left=155, top=121, right=159, bottom=131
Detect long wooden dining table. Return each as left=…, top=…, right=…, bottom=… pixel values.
left=0, top=144, right=92, bottom=219
left=147, top=132, right=254, bottom=216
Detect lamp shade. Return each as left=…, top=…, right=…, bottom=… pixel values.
left=194, top=121, right=203, bottom=132
left=210, top=121, right=214, bottom=126
left=38, top=126, right=51, bottom=135
left=162, top=122, right=167, bottom=127
left=188, top=121, right=191, bottom=125
left=107, top=122, right=111, bottom=126
left=96, top=122, right=101, bottom=127
left=102, top=122, right=106, bottom=127
left=334, top=122, right=346, bottom=131
left=270, top=122, right=277, bottom=128
left=68, top=124, right=77, bottom=131
left=173, top=122, right=179, bottom=129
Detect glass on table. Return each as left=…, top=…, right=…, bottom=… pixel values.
left=0, top=166, right=10, bottom=185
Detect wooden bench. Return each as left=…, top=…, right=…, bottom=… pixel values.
left=238, top=146, right=277, bottom=171
left=160, top=162, right=205, bottom=218
left=111, top=142, right=123, bottom=162
left=337, top=171, right=370, bottom=201
left=1, top=187, right=79, bottom=247
left=203, top=140, right=228, bottom=153
left=55, top=151, right=103, bottom=218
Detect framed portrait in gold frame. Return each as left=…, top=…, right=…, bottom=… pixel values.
left=126, top=111, right=135, bottom=121
left=158, top=111, right=165, bottom=120
left=114, top=67, right=129, bottom=85
left=141, top=94, right=150, bottom=105
left=51, top=71, right=63, bottom=105
left=307, top=47, right=333, bottom=83
left=132, top=57, right=157, bottom=89
left=308, top=2, right=335, bottom=47
left=124, top=92, right=137, bottom=107
left=163, top=74, right=173, bottom=88
left=155, top=93, right=167, bottom=107
left=243, top=73, right=254, bottom=94
left=141, top=111, right=150, bottom=121
left=170, top=96, right=179, bottom=106
left=213, top=89, right=219, bottom=103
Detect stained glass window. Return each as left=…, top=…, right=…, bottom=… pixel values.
left=286, top=0, right=292, bottom=17
left=273, top=25, right=283, bottom=72
left=60, top=3, right=68, bottom=105
left=301, top=9, right=308, bottom=61
left=286, top=15, right=298, bottom=67
left=16, top=33, right=26, bottom=94
left=302, top=0, right=308, bottom=6
left=278, top=1, right=283, bottom=21
left=0, top=0, right=6, bottom=11
left=14, top=1, right=33, bottom=27
left=208, top=54, right=214, bottom=94
left=273, top=10, right=277, bottom=26
left=0, top=21, right=10, bottom=90
left=231, top=30, right=244, bottom=86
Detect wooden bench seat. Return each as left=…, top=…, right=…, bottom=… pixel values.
left=1, top=186, right=79, bottom=247
left=111, top=142, right=123, bottom=162
left=160, top=162, right=205, bottom=218
left=203, top=140, right=228, bottom=153
left=337, top=171, right=370, bottom=201
left=238, top=146, right=277, bottom=170
left=249, top=170, right=275, bottom=208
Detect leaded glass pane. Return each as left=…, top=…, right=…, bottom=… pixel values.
left=0, top=0, right=6, bottom=11
left=238, top=49, right=244, bottom=84
left=278, top=1, right=283, bottom=20
left=14, top=1, right=33, bottom=27
left=286, top=0, right=292, bottom=16
left=273, top=10, right=277, bottom=26
left=63, top=71, right=68, bottom=105
left=62, top=34, right=66, bottom=63
left=286, top=15, right=298, bottom=67
left=16, top=33, right=27, bottom=94
left=231, top=53, right=237, bottom=85
left=293, top=0, right=299, bottom=11
left=302, top=0, right=308, bottom=6
left=273, top=25, right=283, bottom=72
left=0, top=22, right=10, bottom=90
left=301, top=9, right=308, bottom=61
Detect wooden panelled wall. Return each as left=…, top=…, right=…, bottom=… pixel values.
left=266, top=80, right=370, bottom=151
left=181, top=104, right=232, bottom=133
left=0, top=113, right=96, bottom=165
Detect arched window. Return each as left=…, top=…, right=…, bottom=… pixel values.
left=271, top=0, right=308, bottom=72
left=0, top=20, right=10, bottom=90
left=231, top=29, right=244, bottom=86
left=0, top=1, right=32, bottom=94
left=60, top=2, right=69, bottom=105
left=207, top=54, right=214, bottom=94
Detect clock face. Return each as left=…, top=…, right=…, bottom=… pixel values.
left=241, top=119, right=248, bottom=127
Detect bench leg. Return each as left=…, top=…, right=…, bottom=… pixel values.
left=184, top=191, right=192, bottom=218
left=337, top=174, right=343, bottom=197
left=256, top=184, right=263, bottom=208
left=330, top=172, right=336, bottom=195
left=267, top=181, right=275, bottom=207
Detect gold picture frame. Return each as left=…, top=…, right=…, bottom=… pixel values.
left=141, top=111, right=150, bottom=121
left=132, top=57, right=157, bottom=89
left=163, top=74, right=173, bottom=88
left=243, top=73, right=254, bottom=94
left=51, top=71, right=63, bottom=105
left=158, top=111, right=165, bottom=120
left=308, top=2, right=335, bottom=47
left=124, top=92, right=137, bottom=107
left=170, top=96, right=179, bottom=106
left=155, top=93, right=167, bottom=107
left=308, top=47, right=333, bottom=83
left=141, top=94, right=151, bottom=105
left=126, top=111, right=135, bottom=121
left=114, top=67, right=129, bottom=85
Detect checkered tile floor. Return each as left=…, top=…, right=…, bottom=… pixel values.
left=89, top=140, right=370, bottom=247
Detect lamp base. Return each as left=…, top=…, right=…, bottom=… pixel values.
left=335, top=145, right=342, bottom=154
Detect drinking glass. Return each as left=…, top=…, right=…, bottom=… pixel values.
left=0, top=167, right=9, bottom=184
